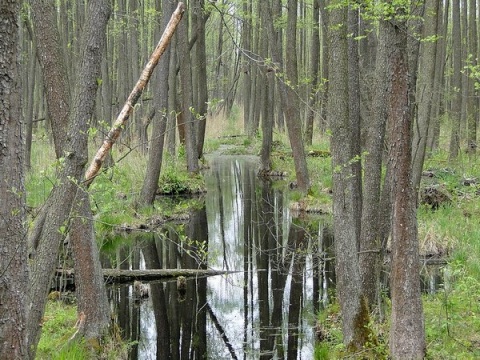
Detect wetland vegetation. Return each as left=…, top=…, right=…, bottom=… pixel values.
left=32, top=113, right=480, bottom=359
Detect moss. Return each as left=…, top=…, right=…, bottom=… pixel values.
left=346, top=296, right=374, bottom=353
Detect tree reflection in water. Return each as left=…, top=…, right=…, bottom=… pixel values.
left=106, top=156, right=335, bottom=359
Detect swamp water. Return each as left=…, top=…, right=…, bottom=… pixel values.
left=106, top=155, right=333, bottom=359
left=104, top=155, right=443, bottom=359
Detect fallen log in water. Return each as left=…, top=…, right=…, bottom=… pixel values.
left=103, top=269, right=238, bottom=283
left=54, top=268, right=238, bottom=286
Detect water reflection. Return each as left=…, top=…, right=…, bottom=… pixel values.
left=106, top=155, right=332, bottom=359
left=106, top=155, right=445, bottom=359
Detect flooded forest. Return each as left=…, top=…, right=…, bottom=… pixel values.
left=1, top=1, right=480, bottom=359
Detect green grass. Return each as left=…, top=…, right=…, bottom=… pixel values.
left=37, top=300, right=130, bottom=360
left=36, top=300, right=96, bottom=360
left=424, top=265, right=480, bottom=359
left=36, top=300, right=78, bottom=359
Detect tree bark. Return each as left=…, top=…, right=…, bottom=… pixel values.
left=327, top=3, right=369, bottom=351
left=466, top=0, right=477, bottom=156
left=27, top=0, right=111, bottom=356
left=258, top=0, right=274, bottom=173
left=177, top=1, right=199, bottom=173
left=304, top=0, right=320, bottom=146
left=427, top=1, right=449, bottom=152
left=412, top=0, right=439, bottom=194
left=359, top=15, right=393, bottom=310
left=139, top=0, right=175, bottom=205
left=0, top=1, right=29, bottom=357
left=241, top=0, right=253, bottom=136
left=348, top=6, right=362, bottom=249
left=449, top=0, right=462, bottom=159
left=194, top=0, right=208, bottom=158
left=69, top=0, right=112, bottom=341
left=259, top=77, right=275, bottom=170
left=285, top=0, right=310, bottom=192
left=30, top=0, right=71, bottom=159
left=70, top=189, right=110, bottom=339
left=388, top=14, right=426, bottom=359
left=22, top=17, right=37, bottom=170
left=319, top=1, right=329, bottom=132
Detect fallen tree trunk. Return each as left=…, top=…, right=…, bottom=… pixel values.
left=55, top=268, right=238, bottom=285
left=84, top=2, right=186, bottom=186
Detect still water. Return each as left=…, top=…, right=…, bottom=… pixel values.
left=107, top=155, right=333, bottom=359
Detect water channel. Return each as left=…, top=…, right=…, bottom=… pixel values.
left=104, top=154, right=443, bottom=359
left=105, top=154, right=336, bottom=359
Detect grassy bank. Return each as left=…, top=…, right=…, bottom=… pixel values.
left=36, top=298, right=129, bottom=360
left=308, top=149, right=480, bottom=358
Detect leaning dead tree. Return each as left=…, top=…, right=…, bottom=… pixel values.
left=84, top=2, right=186, bottom=186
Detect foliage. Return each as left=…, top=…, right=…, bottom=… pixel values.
left=424, top=262, right=480, bottom=359
left=158, top=162, right=205, bottom=195
left=36, top=300, right=130, bottom=360
left=25, top=137, right=57, bottom=209
left=314, top=301, right=390, bottom=359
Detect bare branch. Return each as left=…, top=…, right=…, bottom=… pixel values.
left=84, top=2, right=186, bottom=186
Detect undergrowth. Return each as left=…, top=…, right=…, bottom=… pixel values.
left=36, top=300, right=130, bottom=360
left=312, top=148, right=480, bottom=358
left=28, top=109, right=480, bottom=359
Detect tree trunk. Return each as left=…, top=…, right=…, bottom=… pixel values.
left=241, top=0, right=253, bottom=136
left=129, top=0, right=142, bottom=150
left=467, top=0, right=477, bottom=156
left=348, top=6, right=362, bottom=248
left=460, top=0, right=468, bottom=141
left=177, top=2, right=199, bottom=173
left=194, top=0, right=208, bottom=159
left=449, top=0, right=462, bottom=159
left=273, top=0, right=285, bottom=132
left=139, top=0, right=174, bottom=205
left=388, top=14, right=426, bottom=359
left=412, top=0, right=439, bottom=202
left=166, top=32, right=178, bottom=156
left=70, top=189, right=110, bottom=339
left=0, top=1, right=29, bottom=357
left=69, top=0, right=112, bottom=341
left=327, top=3, right=369, bottom=351
left=304, top=0, right=320, bottom=146
left=27, top=1, right=111, bottom=356
left=427, top=1, right=449, bottom=152
left=259, top=69, right=275, bottom=174
left=30, top=0, right=71, bottom=159
left=285, top=0, right=310, bottom=192
left=22, top=17, right=37, bottom=170
left=319, top=1, right=329, bottom=132
left=359, top=15, right=392, bottom=310
left=258, top=0, right=274, bottom=173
